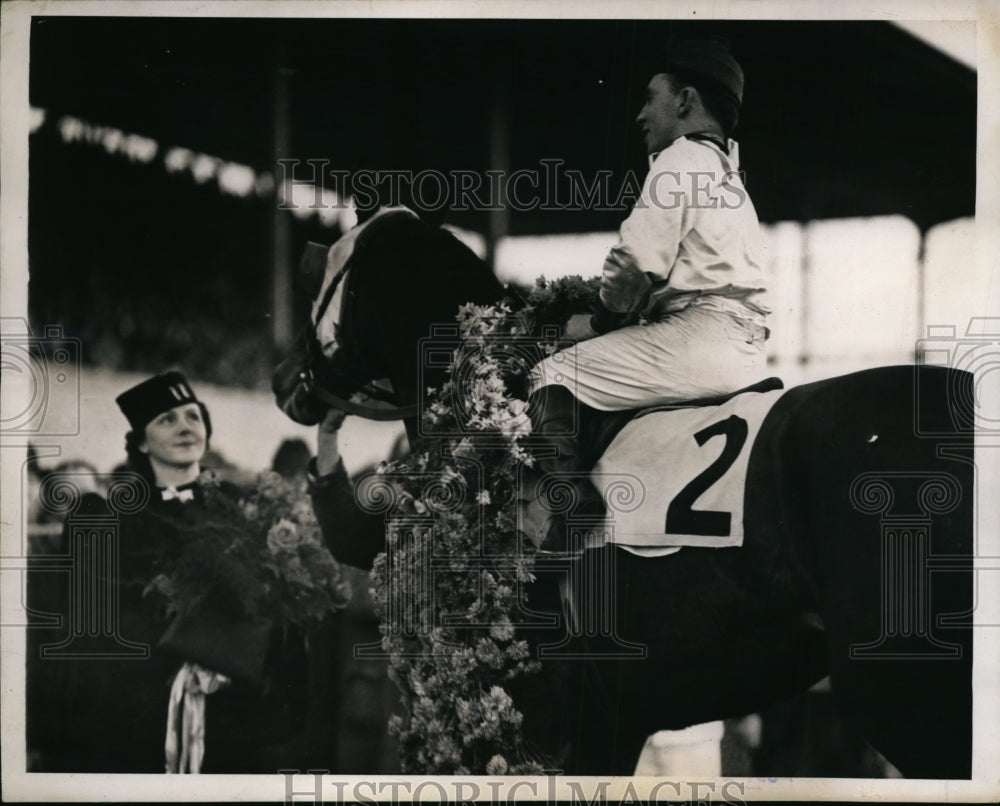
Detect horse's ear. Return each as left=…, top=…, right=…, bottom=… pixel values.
left=296, top=242, right=330, bottom=298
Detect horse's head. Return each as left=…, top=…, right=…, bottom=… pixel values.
left=272, top=206, right=503, bottom=429
left=272, top=208, right=410, bottom=425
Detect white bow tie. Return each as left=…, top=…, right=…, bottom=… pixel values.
left=161, top=487, right=195, bottom=503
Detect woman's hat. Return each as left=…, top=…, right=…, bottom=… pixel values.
left=116, top=372, right=210, bottom=434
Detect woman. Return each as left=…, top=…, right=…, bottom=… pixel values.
left=117, top=372, right=259, bottom=774
left=29, top=372, right=275, bottom=773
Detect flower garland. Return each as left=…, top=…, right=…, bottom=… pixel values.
left=369, top=275, right=599, bottom=774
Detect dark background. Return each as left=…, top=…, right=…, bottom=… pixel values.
left=28, top=17, right=976, bottom=387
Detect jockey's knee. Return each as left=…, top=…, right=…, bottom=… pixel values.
left=527, top=360, right=546, bottom=396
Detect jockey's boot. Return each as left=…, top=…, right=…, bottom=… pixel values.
left=525, top=384, right=605, bottom=555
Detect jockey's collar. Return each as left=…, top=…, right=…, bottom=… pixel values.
left=648, top=133, right=737, bottom=170
left=682, top=131, right=729, bottom=154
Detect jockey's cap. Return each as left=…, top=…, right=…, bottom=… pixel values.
left=665, top=36, right=744, bottom=110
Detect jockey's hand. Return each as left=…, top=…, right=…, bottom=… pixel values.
left=563, top=313, right=599, bottom=342
left=316, top=408, right=348, bottom=476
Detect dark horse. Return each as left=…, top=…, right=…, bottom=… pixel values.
left=274, top=208, right=975, bottom=778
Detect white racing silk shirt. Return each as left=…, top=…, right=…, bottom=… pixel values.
left=601, top=136, right=770, bottom=324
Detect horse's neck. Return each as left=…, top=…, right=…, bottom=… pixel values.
left=384, top=348, right=443, bottom=449
left=353, top=217, right=503, bottom=448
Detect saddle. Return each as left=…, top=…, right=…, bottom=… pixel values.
left=584, top=376, right=785, bottom=470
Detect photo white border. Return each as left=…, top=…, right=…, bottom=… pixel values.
left=2, top=0, right=997, bottom=801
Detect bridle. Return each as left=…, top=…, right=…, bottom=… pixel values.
left=298, top=369, right=419, bottom=422
left=295, top=209, right=423, bottom=423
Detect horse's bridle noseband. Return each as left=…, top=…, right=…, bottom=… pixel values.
left=298, top=367, right=419, bottom=422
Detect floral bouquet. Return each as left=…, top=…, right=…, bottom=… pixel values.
left=148, top=469, right=351, bottom=685
left=240, top=470, right=352, bottom=625
left=369, top=276, right=598, bottom=774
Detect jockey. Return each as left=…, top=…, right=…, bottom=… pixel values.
left=527, top=37, right=771, bottom=551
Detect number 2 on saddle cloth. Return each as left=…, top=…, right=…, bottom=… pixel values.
left=521, top=378, right=785, bottom=555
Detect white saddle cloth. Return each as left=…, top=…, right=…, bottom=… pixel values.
left=592, top=388, right=786, bottom=554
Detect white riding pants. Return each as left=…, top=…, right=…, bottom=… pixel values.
left=529, top=303, right=768, bottom=411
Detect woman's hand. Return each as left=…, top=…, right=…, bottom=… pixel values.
left=316, top=408, right=348, bottom=476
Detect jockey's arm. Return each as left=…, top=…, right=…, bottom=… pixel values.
left=593, top=152, right=687, bottom=334
left=308, top=410, right=386, bottom=571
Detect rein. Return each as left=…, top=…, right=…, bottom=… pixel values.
left=306, top=373, right=420, bottom=422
